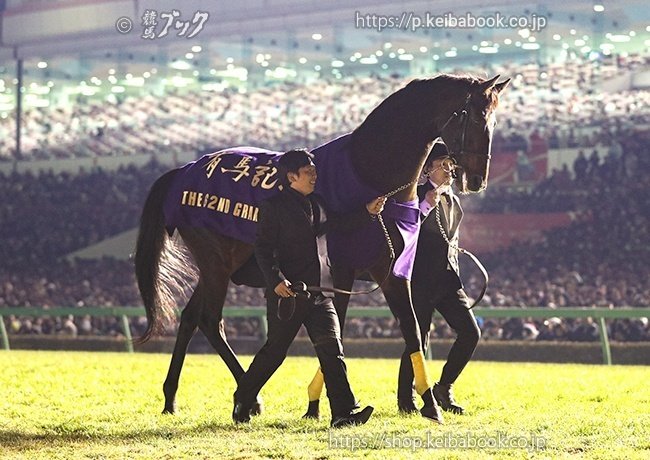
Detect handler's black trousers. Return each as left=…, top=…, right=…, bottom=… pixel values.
left=397, top=282, right=481, bottom=401
left=235, top=293, right=357, bottom=417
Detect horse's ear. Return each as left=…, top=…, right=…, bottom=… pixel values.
left=478, top=75, right=500, bottom=93
left=493, top=78, right=511, bottom=94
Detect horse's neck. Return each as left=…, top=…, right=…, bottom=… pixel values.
left=350, top=129, right=435, bottom=201
left=350, top=83, right=470, bottom=201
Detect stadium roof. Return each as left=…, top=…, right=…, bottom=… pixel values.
left=0, top=0, right=648, bottom=107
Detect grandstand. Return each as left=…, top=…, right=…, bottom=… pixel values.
left=1, top=59, right=650, bottom=163
left=0, top=0, right=648, bottom=346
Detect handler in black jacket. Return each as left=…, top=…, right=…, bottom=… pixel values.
left=397, top=141, right=481, bottom=415
left=233, top=149, right=385, bottom=427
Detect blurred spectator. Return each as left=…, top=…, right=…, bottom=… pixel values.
left=573, top=150, right=588, bottom=181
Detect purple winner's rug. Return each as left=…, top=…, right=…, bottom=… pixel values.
left=163, top=134, right=421, bottom=280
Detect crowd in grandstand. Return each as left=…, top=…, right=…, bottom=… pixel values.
left=1, top=54, right=649, bottom=163
left=0, top=162, right=168, bottom=269
left=2, top=125, right=648, bottom=341
left=1, top=57, right=649, bottom=343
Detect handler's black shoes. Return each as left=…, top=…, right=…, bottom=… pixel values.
left=330, top=406, right=374, bottom=428
left=433, top=382, right=465, bottom=415
left=232, top=394, right=253, bottom=423
left=397, top=398, right=418, bottom=414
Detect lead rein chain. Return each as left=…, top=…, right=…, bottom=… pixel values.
left=301, top=179, right=414, bottom=297
left=434, top=205, right=488, bottom=309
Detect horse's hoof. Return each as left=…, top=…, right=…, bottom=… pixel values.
left=420, top=405, right=444, bottom=424
left=397, top=398, right=418, bottom=414
left=302, top=400, right=320, bottom=419
left=251, top=398, right=264, bottom=416
left=162, top=401, right=176, bottom=415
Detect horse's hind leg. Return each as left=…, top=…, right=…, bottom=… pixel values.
left=162, top=228, right=251, bottom=415
left=196, top=278, right=256, bottom=411
left=162, top=288, right=202, bottom=414
left=199, top=311, right=265, bottom=415
left=187, top=233, right=264, bottom=413
left=200, top=317, right=245, bottom=381
left=196, top=246, right=250, bottom=381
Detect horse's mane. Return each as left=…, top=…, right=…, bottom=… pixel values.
left=353, top=74, right=499, bottom=138
left=430, top=73, right=501, bottom=112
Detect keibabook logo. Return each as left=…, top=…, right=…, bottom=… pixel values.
left=115, top=10, right=210, bottom=39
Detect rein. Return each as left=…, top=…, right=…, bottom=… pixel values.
left=434, top=204, right=488, bottom=309
left=293, top=181, right=409, bottom=299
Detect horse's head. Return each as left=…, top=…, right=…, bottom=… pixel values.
left=350, top=74, right=510, bottom=200
left=438, top=75, right=510, bottom=193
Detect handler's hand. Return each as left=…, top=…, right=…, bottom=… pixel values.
left=366, top=196, right=387, bottom=215
left=425, top=184, right=451, bottom=207
left=424, top=189, right=441, bottom=207
left=274, top=280, right=295, bottom=298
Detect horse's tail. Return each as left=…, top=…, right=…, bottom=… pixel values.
left=134, top=169, right=194, bottom=344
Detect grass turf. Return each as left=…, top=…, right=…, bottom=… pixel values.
left=0, top=350, right=648, bottom=459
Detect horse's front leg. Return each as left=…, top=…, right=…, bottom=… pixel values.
left=369, top=265, right=443, bottom=424
left=302, top=264, right=356, bottom=419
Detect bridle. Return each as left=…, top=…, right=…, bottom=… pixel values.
left=438, top=93, right=492, bottom=186
left=440, top=94, right=472, bottom=156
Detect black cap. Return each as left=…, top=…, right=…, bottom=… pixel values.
left=426, top=141, right=450, bottom=166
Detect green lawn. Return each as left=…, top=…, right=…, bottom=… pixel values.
left=0, top=351, right=648, bottom=459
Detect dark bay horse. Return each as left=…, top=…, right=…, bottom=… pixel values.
left=134, top=74, right=510, bottom=418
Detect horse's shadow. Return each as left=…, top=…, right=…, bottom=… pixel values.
left=0, top=418, right=329, bottom=448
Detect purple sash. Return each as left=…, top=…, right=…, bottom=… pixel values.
left=163, top=135, right=421, bottom=279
